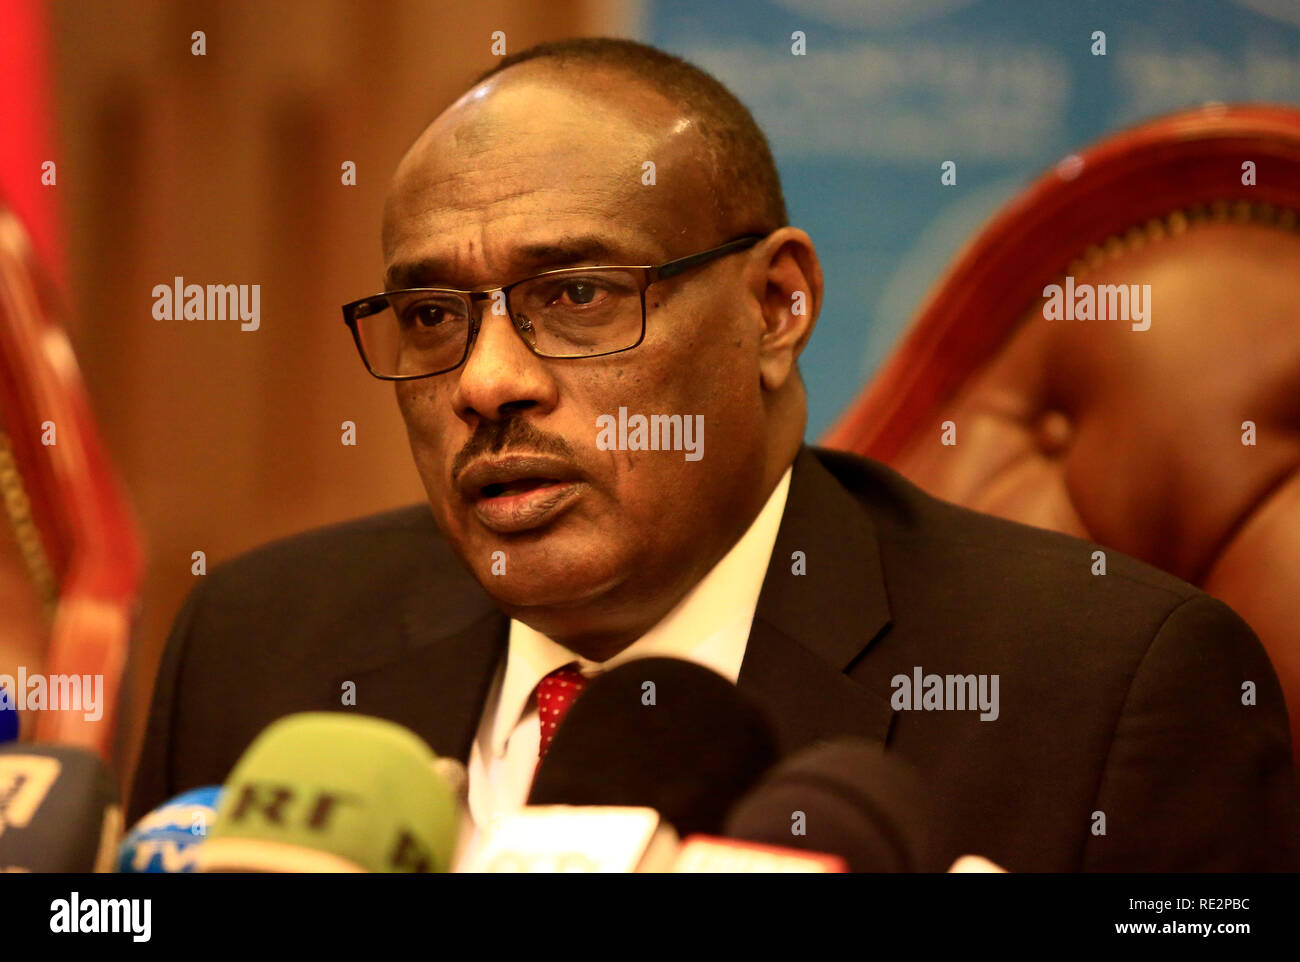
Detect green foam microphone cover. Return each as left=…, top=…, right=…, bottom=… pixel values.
left=202, top=713, right=460, bottom=873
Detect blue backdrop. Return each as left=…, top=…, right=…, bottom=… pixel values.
left=645, top=0, right=1300, bottom=436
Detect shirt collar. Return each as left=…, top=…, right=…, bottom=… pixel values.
left=488, top=465, right=793, bottom=757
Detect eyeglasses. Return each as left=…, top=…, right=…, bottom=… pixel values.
left=342, top=234, right=764, bottom=380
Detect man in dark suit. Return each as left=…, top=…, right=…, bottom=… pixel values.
left=130, top=38, right=1298, bottom=871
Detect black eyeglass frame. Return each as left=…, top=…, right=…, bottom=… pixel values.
left=341, top=233, right=766, bottom=381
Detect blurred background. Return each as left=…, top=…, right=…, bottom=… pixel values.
left=2, top=0, right=1298, bottom=797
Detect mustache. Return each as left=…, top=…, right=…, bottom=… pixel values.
left=451, top=417, right=578, bottom=479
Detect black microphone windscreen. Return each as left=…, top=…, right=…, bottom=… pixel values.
left=0, top=744, right=122, bottom=872
left=528, top=657, right=778, bottom=837
left=723, top=738, right=938, bottom=872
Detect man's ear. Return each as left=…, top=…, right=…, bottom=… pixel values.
left=751, top=227, right=823, bottom=392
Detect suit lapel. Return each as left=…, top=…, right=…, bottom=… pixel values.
left=340, top=546, right=509, bottom=765
left=738, top=446, right=896, bottom=754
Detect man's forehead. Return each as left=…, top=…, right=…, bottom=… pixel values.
left=440, top=62, right=684, bottom=151
left=390, top=67, right=692, bottom=208
left=382, top=172, right=676, bottom=290
left=384, top=225, right=664, bottom=291
left=382, top=66, right=721, bottom=286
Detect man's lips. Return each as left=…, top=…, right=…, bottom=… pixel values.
left=456, top=454, right=586, bottom=534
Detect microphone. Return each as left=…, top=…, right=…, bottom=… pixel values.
left=722, top=738, right=939, bottom=872
left=0, top=744, right=122, bottom=871
left=195, top=712, right=462, bottom=873
left=670, top=834, right=847, bottom=872
left=528, top=658, right=779, bottom=838
left=117, top=786, right=222, bottom=873
left=458, top=806, right=679, bottom=872
left=948, top=854, right=1008, bottom=872
left=0, top=683, right=16, bottom=744
left=432, top=756, right=468, bottom=807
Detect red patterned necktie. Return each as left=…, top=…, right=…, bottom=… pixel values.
left=536, top=664, right=589, bottom=758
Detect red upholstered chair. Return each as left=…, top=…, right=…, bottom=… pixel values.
left=0, top=202, right=142, bottom=761
left=823, top=104, right=1300, bottom=764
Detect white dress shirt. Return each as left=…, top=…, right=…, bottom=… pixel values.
left=462, top=466, right=793, bottom=850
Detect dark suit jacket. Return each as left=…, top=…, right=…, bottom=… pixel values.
left=129, top=446, right=1299, bottom=870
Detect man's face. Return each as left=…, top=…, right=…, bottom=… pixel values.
left=382, top=66, right=774, bottom=645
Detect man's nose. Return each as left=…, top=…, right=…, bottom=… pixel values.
left=451, top=300, right=558, bottom=422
